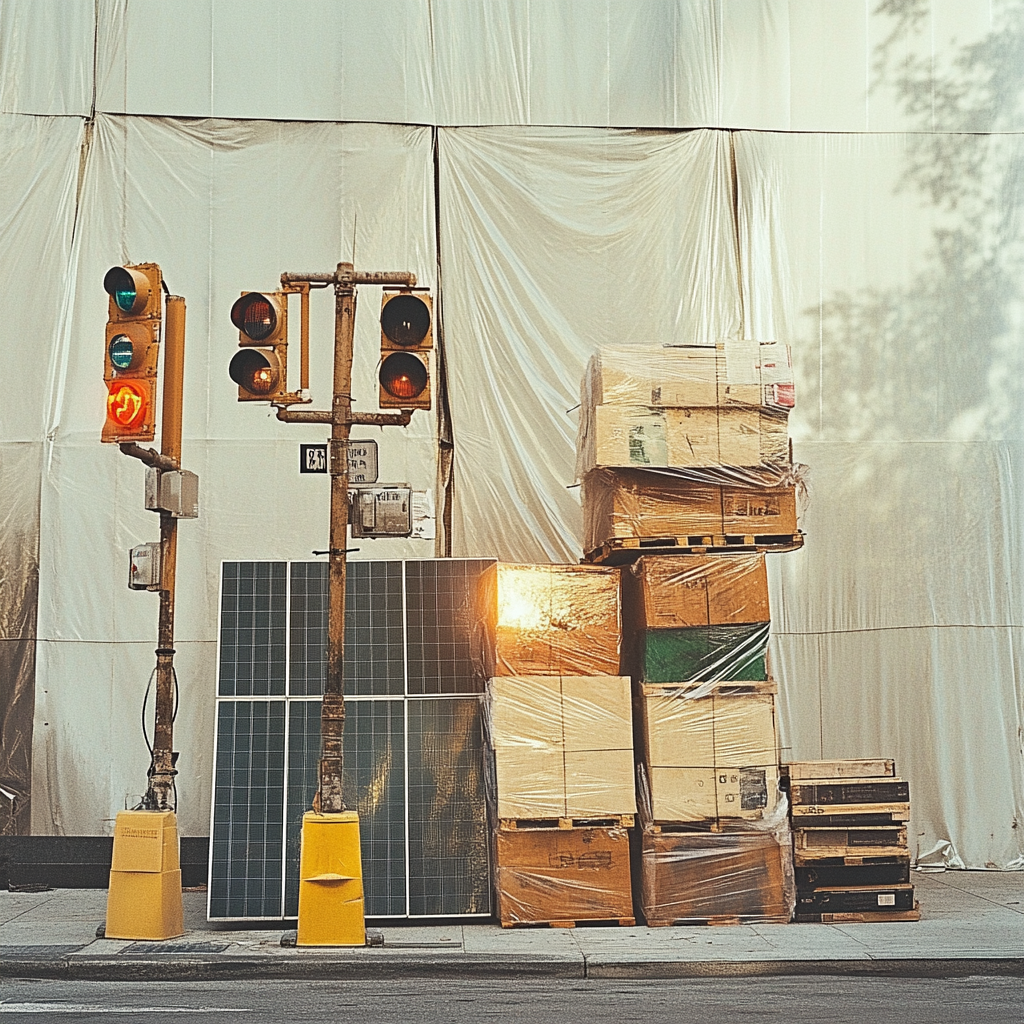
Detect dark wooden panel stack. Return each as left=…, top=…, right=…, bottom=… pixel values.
left=783, top=760, right=920, bottom=923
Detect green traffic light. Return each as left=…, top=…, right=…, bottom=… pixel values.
left=114, top=287, right=137, bottom=313
left=108, top=334, right=134, bottom=370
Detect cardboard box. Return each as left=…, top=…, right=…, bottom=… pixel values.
left=494, top=748, right=566, bottom=819
left=641, top=829, right=793, bottom=925
left=495, top=825, right=633, bottom=925
left=564, top=750, right=636, bottom=817
left=647, top=765, right=780, bottom=823
left=581, top=469, right=798, bottom=553
left=493, top=563, right=621, bottom=676
left=638, top=684, right=780, bottom=825
left=487, top=675, right=635, bottom=820
left=582, top=344, right=793, bottom=411
left=640, top=686, right=778, bottom=766
left=576, top=405, right=789, bottom=477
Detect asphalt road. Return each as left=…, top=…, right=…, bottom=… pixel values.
left=0, top=976, right=1022, bottom=1022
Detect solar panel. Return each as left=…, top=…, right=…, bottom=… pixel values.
left=210, top=559, right=495, bottom=921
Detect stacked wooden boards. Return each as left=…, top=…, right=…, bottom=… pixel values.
left=784, top=759, right=918, bottom=923
left=484, top=563, right=636, bottom=928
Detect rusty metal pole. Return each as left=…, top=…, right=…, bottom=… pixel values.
left=318, top=264, right=356, bottom=813
left=147, top=294, right=185, bottom=811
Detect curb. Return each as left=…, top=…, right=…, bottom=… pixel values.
left=2, top=954, right=1024, bottom=982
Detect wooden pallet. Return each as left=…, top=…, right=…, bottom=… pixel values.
left=584, top=532, right=804, bottom=566
left=646, top=913, right=791, bottom=928
left=500, top=916, right=636, bottom=929
left=794, top=904, right=921, bottom=924
left=498, top=814, right=634, bottom=831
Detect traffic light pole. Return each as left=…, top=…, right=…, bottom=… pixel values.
left=276, top=263, right=415, bottom=813
left=117, top=295, right=186, bottom=812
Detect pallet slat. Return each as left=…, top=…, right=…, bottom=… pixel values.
left=585, top=533, right=804, bottom=566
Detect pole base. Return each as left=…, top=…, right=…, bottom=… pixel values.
left=296, top=810, right=366, bottom=947
left=105, top=810, right=184, bottom=941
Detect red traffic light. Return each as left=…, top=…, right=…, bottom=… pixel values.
left=379, top=352, right=428, bottom=401
left=231, top=293, right=278, bottom=342
left=229, top=348, right=281, bottom=397
left=107, top=380, right=149, bottom=429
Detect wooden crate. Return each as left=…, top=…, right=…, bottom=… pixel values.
left=494, top=824, right=633, bottom=928
left=796, top=883, right=916, bottom=915
left=641, top=829, right=792, bottom=926
left=793, top=826, right=908, bottom=862
left=795, top=857, right=911, bottom=891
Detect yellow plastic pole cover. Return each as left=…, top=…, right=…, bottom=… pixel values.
left=105, top=810, right=184, bottom=941
left=296, top=810, right=366, bottom=947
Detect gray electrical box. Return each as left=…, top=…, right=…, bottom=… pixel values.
left=349, top=485, right=413, bottom=538
left=129, top=542, right=162, bottom=591
left=145, top=467, right=200, bottom=519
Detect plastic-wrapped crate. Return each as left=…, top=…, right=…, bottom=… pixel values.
left=641, top=824, right=794, bottom=925
left=484, top=675, right=635, bottom=821
left=635, top=681, right=782, bottom=828
left=489, top=563, right=621, bottom=677
left=494, top=823, right=634, bottom=927
left=581, top=468, right=800, bottom=558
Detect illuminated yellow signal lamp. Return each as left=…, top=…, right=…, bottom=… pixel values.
left=228, top=291, right=289, bottom=401
left=379, top=290, right=431, bottom=410
left=102, top=263, right=162, bottom=443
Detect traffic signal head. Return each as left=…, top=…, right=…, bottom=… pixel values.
left=228, top=291, right=290, bottom=401
left=102, top=263, right=162, bottom=443
left=379, top=290, right=431, bottom=410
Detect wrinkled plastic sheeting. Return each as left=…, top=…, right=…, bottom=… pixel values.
left=439, top=127, right=741, bottom=562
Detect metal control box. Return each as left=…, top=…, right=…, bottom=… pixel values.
left=129, top=542, right=162, bottom=590
left=146, top=467, right=200, bottom=519
left=349, top=485, right=413, bottom=538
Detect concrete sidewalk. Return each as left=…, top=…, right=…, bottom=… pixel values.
left=1, top=870, right=1023, bottom=981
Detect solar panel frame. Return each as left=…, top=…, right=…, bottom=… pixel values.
left=209, top=558, right=495, bottom=922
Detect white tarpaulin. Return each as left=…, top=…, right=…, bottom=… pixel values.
left=0, top=1, right=1021, bottom=869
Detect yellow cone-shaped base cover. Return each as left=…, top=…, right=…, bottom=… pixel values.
left=296, top=810, right=366, bottom=947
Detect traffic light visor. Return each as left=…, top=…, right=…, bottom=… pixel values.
left=103, top=266, right=151, bottom=315
left=231, top=293, right=278, bottom=342
left=381, top=294, right=430, bottom=347
left=229, top=347, right=281, bottom=396
left=107, top=380, right=149, bottom=428
left=380, top=352, right=428, bottom=401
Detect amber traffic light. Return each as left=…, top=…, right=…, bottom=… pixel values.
left=379, top=290, right=431, bottom=410
left=102, top=263, right=162, bottom=443
left=228, top=291, right=289, bottom=401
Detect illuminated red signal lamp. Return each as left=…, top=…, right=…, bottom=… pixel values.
left=379, top=352, right=428, bottom=402
left=107, top=380, right=149, bottom=428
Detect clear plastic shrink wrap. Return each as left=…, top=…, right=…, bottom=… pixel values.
left=639, top=815, right=795, bottom=925
left=482, top=675, right=635, bottom=820
left=493, top=823, right=634, bottom=927
left=483, top=674, right=637, bottom=927
left=489, top=563, right=621, bottom=676
left=576, top=343, right=795, bottom=481
left=635, top=681, right=784, bottom=827
left=576, top=344, right=804, bottom=556
left=622, top=554, right=771, bottom=684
